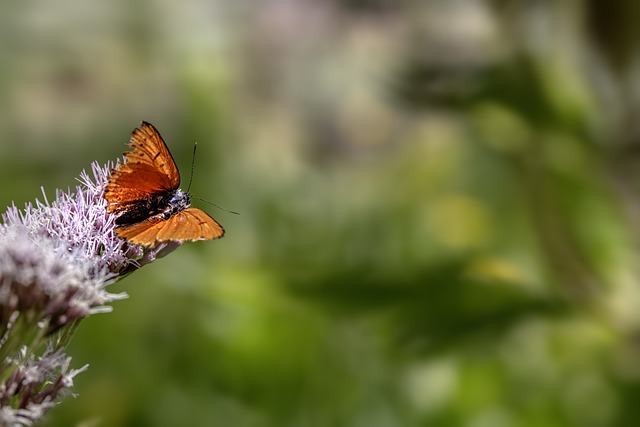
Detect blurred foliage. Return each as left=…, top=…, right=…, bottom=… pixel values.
left=3, top=0, right=640, bottom=426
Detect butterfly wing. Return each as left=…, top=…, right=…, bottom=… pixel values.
left=105, top=121, right=181, bottom=213
left=115, top=208, right=225, bottom=245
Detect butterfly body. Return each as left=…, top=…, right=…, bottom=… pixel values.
left=113, top=189, right=190, bottom=227
left=105, top=122, right=224, bottom=246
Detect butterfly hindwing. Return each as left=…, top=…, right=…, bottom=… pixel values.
left=105, top=122, right=181, bottom=213
left=115, top=208, right=225, bottom=245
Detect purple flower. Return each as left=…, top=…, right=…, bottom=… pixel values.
left=0, top=345, right=88, bottom=426
left=0, top=160, right=178, bottom=425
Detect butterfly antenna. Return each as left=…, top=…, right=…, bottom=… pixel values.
left=186, top=141, right=197, bottom=194
left=186, top=141, right=238, bottom=215
left=193, top=196, right=240, bottom=215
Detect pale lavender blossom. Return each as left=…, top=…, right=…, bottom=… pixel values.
left=0, top=160, right=177, bottom=425
left=0, top=346, right=87, bottom=426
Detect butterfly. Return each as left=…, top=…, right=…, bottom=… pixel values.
left=104, top=121, right=224, bottom=246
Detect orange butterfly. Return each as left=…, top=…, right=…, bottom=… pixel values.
left=105, top=121, right=224, bottom=246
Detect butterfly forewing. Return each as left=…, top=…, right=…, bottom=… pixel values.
left=115, top=208, right=225, bottom=245
left=105, top=122, right=181, bottom=213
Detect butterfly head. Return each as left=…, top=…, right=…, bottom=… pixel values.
left=166, top=189, right=191, bottom=217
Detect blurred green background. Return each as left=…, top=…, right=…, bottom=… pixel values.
left=3, top=0, right=640, bottom=426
